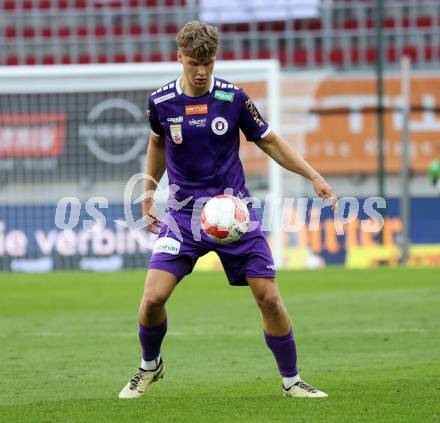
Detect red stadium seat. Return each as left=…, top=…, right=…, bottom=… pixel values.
left=148, top=52, right=163, bottom=62
left=424, top=46, right=433, bottom=62
left=23, top=0, right=33, bottom=10
left=257, top=50, right=271, bottom=60
left=329, top=48, right=344, bottom=65
left=277, top=49, right=287, bottom=66
left=314, top=48, right=323, bottom=65
left=149, top=24, right=159, bottom=35
left=77, top=26, right=88, bottom=37
left=3, top=1, right=16, bottom=11
left=6, top=55, right=19, bottom=66
left=114, top=53, right=127, bottom=63
left=169, top=52, right=178, bottom=61
left=220, top=51, right=236, bottom=60
left=257, top=21, right=286, bottom=32
left=165, top=24, right=178, bottom=34
left=61, top=55, right=72, bottom=64
left=57, top=0, right=69, bottom=9
left=39, top=0, right=52, bottom=10
left=350, top=48, right=360, bottom=65
left=113, top=25, right=124, bottom=36
left=293, top=49, right=307, bottom=66
left=383, top=17, right=395, bottom=28
left=23, top=27, right=36, bottom=38
left=98, top=54, right=108, bottom=63
left=366, top=47, right=376, bottom=64
left=42, top=27, right=53, bottom=38
left=133, top=53, right=144, bottom=62
left=165, top=0, right=185, bottom=6
left=58, top=26, right=71, bottom=37
left=43, top=54, right=56, bottom=65
left=25, top=56, right=37, bottom=65
left=94, top=26, right=107, bottom=37
left=220, top=24, right=233, bottom=33
left=343, top=19, right=359, bottom=30
left=402, top=46, right=418, bottom=63
left=386, top=46, right=396, bottom=63
left=307, top=19, right=322, bottom=31
left=272, top=21, right=286, bottom=32
left=79, top=54, right=92, bottom=64
left=130, top=25, right=143, bottom=36
left=401, top=17, right=411, bottom=28
left=75, top=0, right=87, bottom=8
left=242, top=50, right=252, bottom=60
left=416, top=16, right=432, bottom=28
left=5, top=27, right=17, bottom=38
left=235, top=23, right=250, bottom=33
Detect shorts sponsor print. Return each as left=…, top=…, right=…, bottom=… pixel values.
left=149, top=209, right=275, bottom=286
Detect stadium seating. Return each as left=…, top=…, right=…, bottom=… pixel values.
left=1, top=0, right=440, bottom=69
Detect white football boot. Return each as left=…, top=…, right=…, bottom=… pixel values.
left=283, top=381, right=328, bottom=398
left=119, top=359, right=165, bottom=399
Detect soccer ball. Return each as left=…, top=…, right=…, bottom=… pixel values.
left=201, top=195, right=250, bottom=243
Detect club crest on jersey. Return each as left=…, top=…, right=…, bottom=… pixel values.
left=170, top=124, right=183, bottom=144
left=211, top=117, right=228, bottom=135
left=185, top=104, right=208, bottom=115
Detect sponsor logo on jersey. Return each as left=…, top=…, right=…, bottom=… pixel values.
left=214, top=90, right=235, bottom=102
left=153, top=237, right=181, bottom=255
left=170, top=124, right=183, bottom=144
left=154, top=92, right=176, bottom=104
left=167, top=116, right=184, bottom=123
left=245, top=98, right=265, bottom=127
left=185, top=104, right=208, bottom=115
left=211, top=117, right=228, bottom=135
left=189, top=118, right=207, bottom=127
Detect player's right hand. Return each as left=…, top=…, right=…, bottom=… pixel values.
left=142, top=199, right=163, bottom=234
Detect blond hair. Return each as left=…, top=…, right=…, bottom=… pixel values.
left=176, top=21, right=219, bottom=61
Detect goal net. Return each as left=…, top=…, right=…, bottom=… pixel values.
left=0, top=61, right=282, bottom=272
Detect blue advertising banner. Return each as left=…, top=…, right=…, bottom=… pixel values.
left=1, top=197, right=439, bottom=272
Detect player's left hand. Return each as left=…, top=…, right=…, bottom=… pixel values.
left=312, top=175, right=337, bottom=211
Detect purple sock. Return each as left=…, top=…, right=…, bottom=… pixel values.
left=264, top=328, right=298, bottom=377
left=139, top=319, right=167, bottom=361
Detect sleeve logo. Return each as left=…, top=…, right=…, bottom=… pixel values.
left=245, top=98, right=265, bottom=127
left=214, top=90, right=235, bottom=102
left=154, top=92, right=176, bottom=104
left=211, top=117, right=228, bottom=135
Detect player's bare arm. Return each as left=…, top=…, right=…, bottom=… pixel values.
left=143, top=131, right=166, bottom=234
left=257, top=131, right=337, bottom=207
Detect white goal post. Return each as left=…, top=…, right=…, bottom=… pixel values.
left=0, top=61, right=282, bottom=271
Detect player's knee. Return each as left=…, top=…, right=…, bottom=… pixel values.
left=142, top=293, right=167, bottom=311
left=255, top=292, right=282, bottom=314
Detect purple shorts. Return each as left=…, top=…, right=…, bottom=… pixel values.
left=149, top=209, right=275, bottom=286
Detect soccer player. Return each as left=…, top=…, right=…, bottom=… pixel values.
left=119, top=21, right=336, bottom=399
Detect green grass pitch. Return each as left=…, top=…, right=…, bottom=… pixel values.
left=0, top=268, right=439, bottom=422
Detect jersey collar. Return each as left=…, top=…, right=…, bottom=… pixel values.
left=176, top=76, right=215, bottom=95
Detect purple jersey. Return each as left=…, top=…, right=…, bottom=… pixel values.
left=147, top=76, right=270, bottom=209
